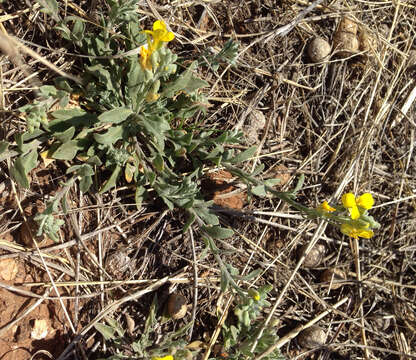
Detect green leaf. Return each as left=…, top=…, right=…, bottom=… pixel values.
left=0, top=141, right=9, bottom=155
left=54, top=126, right=75, bottom=143
left=52, top=140, right=80, bottom=160
left=202, top=225, right=234, bottom=239
left=67, top=164, right=94, bottom=177
left=197, top=206, right=219, bottom=226
left=49, top=109, right=98, bottom=132
left=183, top=211, right=196, bottom=233
left=252, top=163, right=265, bottom=176
left=220, top=269, right=229, bottom=292
left=105, top=318, right=125, bottom=338
left=242, top=310, right=250, bottom=327
left=153, top=154, right=164, bottom=172
left=36, top=0, right=60, bottom=21
left=241, top=268, right=262, bottom=281
left=93, top=125, right=124, bottom=145
left=94, top=323, right=117, bottom=341
left=51, top=108, right=87, bottom=120
left=71, top=18, right=85, bottom=43
left=135, top=185, right=146, bottom=210
left=79, top=175, right=92, bottom=193
left=39, top=85, right=58, bottom=97
left=264, top=178, right=281, bottom=187
left=293, top=174, right=305, bottom=194
left=251, top=185, right=267, bottom=197
left=230, top=146, right=257, bottom=164
left=162, top=61, right=205, bottom=97
left=87, top=155, right=102, bottom=166
left=99, top=165, right=121, bottom=193
left=140, top=115, right=169, bottom=151
left=98, top=107, right=133, bottom=124
left=10, top=150, right=38, bottom=189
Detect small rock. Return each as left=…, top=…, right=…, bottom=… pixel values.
left=333, top=31, right=359, bottom=57
left=337, top=17, right=358, bottom=35
left=167, top=293, right=187, bottom=320
left=320, top=268, right=347, bottom=289
left=31, top=319, right=49, bottom=340
left=245, top=109, right=266, bottom=145
left=106, top=251, right=131, bottom=279
left=0, top=258, right=18, bottom=281
left=298, top=325, right=327, bottom=349
left=298, top=243, right=326, bottom=268
left=308, top=37, right=331, bottom=63
left=125, top=313, right=135, bottom=335
left=271, top=164, right=291, bottom=186
left=206, top=170, right=246, bottom=210
left=359, top=30, right=378, bottom=53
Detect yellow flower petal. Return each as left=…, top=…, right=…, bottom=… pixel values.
left=321, top=201, right=336, bottom=212
left=151, top=356, right=174, bottom=360
left=341, top=193, right=361, bottom=220
left=349, top=206, right=360, bottom=220
left=161, top=31, right=175, bottom=42
left=153, top=20, right=166, bottom=31
left=357, top=229, right=374, bottom=239
left=357, top=193, right=374, bottom=210
left=145, top=92, right=160, bottom=102
left=342, top=193, right=356, bottom=208
left=341, top=223, right=374, bottom=239
left=248, top=289, right=260, bottom=301
left=139, top=46, right=152, bottom=70
left=40, top=150, right=55, bottom=167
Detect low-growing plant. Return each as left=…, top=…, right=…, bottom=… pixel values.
left=209, top=285, right=285, bottom=360
left=94, top=296, right=198, bottom=360
left=1, top=0, right=380, bottom=304
left=1, top=1, right=381, bottom=358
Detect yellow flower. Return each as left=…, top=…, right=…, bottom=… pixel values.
left=341, top=223, right=374, bottom=239
left=356, top=193, right=374, bottom=209
left=151, top=356, right=174, bottom=360
left=319, top=200, right=336, bottom=213
left=140, top=45, right=152, bottom=70
left=140, top=20, right=174, bottom=70
left=248, top=288, right=260, bottom=301
left=143, top=20, right=175, bottom=52
left=341, top=193, right=374, bottom=220
left=146, top=92, right=160, bottom=102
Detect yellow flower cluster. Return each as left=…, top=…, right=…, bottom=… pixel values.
left=340, top=193, right=374, bottom=239
left=318, top=193, right=375, bottom=239
left=140, top=20, right=175, bottom=70
left=151, top=355, right=174, bottom=360
left=341, top=193, right=374, bottom=220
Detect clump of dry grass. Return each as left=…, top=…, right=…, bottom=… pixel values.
left=0, top=1, right=416, bottom=360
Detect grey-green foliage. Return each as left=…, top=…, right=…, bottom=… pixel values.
left=210, top=285, right=286, bottom=360
left=201, top=39, right=239, bottom=71
left=95, top=296, right=196, bottom=360
left=10, top=0, right=248, bottom=245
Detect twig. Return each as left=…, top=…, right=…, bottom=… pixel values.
left=350, top=236, right=370, bottom=359
left=188, top=227, right=198, bottom=341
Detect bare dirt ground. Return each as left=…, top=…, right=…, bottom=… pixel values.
left=0, top=1, right=416, bottom=359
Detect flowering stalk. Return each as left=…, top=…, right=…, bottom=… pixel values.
left=140, top=20, right=175, bottom=70
left=224, top=164, right=379, bottom=240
